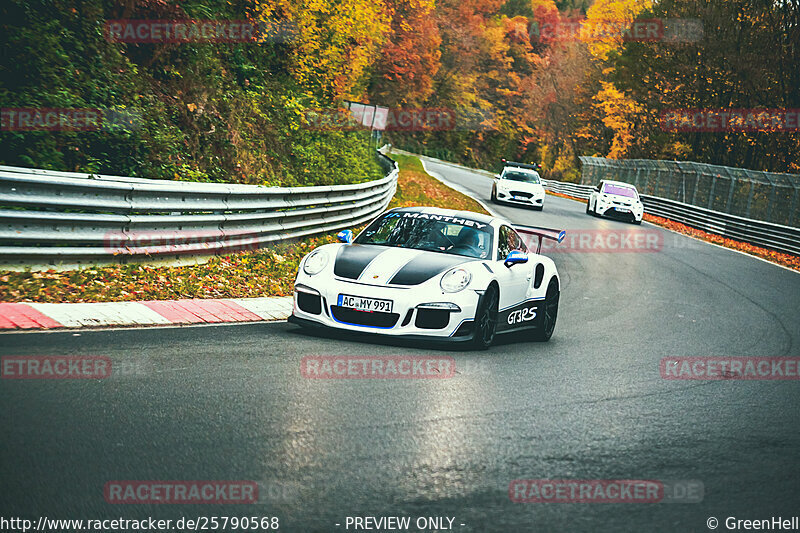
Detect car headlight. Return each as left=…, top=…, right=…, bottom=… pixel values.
left=302, top=249, right=329, bottom=275
left=440, top=268, right=472, bottom=293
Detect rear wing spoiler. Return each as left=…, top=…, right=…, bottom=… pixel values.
left=513, top=224, right=566, bottom=254
left=501, top=159, right=542, bottom=171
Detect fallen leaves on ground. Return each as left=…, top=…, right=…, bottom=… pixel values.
left=0, top=236, right=337, bottom=303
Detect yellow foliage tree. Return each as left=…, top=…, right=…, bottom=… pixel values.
left=254, top=0, right=391, bottom=101
left=592, top=80, right=644, bottom=158
left=583, top=0, right=653, bottom=61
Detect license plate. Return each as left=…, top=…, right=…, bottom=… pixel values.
left=616, top=207, right=630, bottom=212
left=338, top=294, right=393, bottom=313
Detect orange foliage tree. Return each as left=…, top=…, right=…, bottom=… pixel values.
left=369, top=0, right=442, bottom=107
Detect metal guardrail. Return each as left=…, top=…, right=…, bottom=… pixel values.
left=544, top=178, right=800, bottom=256
left=0, top=151, right=398, bottom=270
left=579, top=156, right=800, bottom=228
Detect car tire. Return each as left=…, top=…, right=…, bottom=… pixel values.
left=491, top=187, right=497, bottom=203
left=586, top=201, right=591, bottom=214
left=471, top=285, right=499, bottom=350
left=531, top=278, right=559, bottom=342
left=633, top=218, right=642, bottom=225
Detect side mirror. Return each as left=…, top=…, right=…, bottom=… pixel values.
left=494, top=174, right=501, bottom=180
left=504, top=250, right=528, bottom=268
left=337, top=230, right=354, bottom=244
left=594, top=185, right=601, bottom=192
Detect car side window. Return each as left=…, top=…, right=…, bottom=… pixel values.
left=511, top=229, right=528, bottom=254
left=497, top=225, right=527, bottom=260
left=497, top=226, right=511, bottom=260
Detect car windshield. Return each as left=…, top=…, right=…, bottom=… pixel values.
left=503, top=170, right=541, bottom=183
left=603, top=183, right=638, bottom=198
left=355, top=212, right=493, bottom=259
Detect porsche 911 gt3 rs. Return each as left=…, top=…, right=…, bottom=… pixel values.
left=288, top=206, right=565, bottom=349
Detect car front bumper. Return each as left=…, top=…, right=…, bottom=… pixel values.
left=596, top=203, right=643, bottom=221
left=496, top=190, right=544, bottom=207
left=289, top=278, right=483, bottom=342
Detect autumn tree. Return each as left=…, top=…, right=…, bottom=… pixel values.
left=611, top=0, right=800, bottom=171
left=369, top=0, right=442, bottom=108
left=253, top=0, right=391, bottom=102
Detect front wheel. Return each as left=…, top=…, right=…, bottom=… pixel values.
left=531, top=278, right=559, bottom=342
left=585, top=201, right=591, bottom=214
left=471, top=285, right=498, bottom=350
left=491, top=186, right=497, bottom=202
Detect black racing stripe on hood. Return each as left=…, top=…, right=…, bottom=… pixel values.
left=333, top=245, right=385, bottom=279
left=389, top=253, right=475, bottom=286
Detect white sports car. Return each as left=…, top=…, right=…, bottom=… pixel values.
left=491, top=161, right=546, bottom=210
left=586, top=180, right=644, bottom=224
left=288, top=207, right=565, bottom=349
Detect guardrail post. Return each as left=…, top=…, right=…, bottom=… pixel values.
left=746, top=180, right=754, bottom=218
left=707, top=175, right=717, bottom=210
left=765, top=183, right=777, bottom=222
left=725, top=176, right=736, bottom=214
left=790, top=186, right=799, bottom=227
left=651, top=169, right=661, bottom=196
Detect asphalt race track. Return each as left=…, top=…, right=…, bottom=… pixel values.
left=2, top=160, right=799, bottom=532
